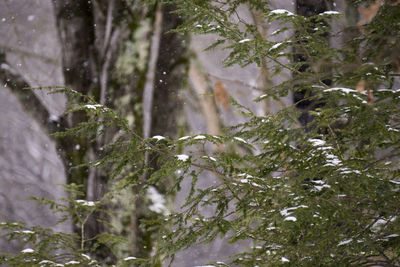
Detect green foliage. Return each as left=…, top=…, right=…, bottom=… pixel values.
left=2, top=0, right=400, bottom=266
left=155, top=1, right=400, bottom=266
left=1, top=184, right=105, bottom=266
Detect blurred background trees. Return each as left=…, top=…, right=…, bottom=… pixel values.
left=0, top=0, right=188, bottom=262
left=0, top=0, right=399, bottom=266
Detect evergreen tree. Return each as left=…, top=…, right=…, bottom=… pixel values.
left=1, top=0, right=400, bottom=266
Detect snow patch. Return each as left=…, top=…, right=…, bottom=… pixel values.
left=76, top=200, right=96, bottom=207
left=270, top=29, right=280, bottom=35
left=321, top=11, right=341, bottom=15
left=284, top=216, right=297, bottom=222
left=21, top=248, right=34, bottom=253
left=147, top=186, right=169, bottom=215
left=309, top=138, right=326, bottom=146
left=39, top=260, right=54, bottom=265
left=372, top=217, right=397, bottom=232
left=202, top=156, right=217, bottom=162
left=84, top=104, right=103, bottom=110
left=81, top=254, right=91, bottom=260
left=124, top=256, right=137, bottom=261
left=14, top=230, right=35, bottom=234
left=238, top=173, right=253, bottom=178
left=270, top=9, right=294, bottom=16
left=387, top=127, right=399, bottom=132
left=49, top=114, right=59, bottom=122
left=280, top=205, right=308, bottom=216
left=338, top=238, right=352, bottom=246
left=269, top=42, right=282, bottom=51
left=152, top=135, right=166, bottom=141
left=339, top=168, right=361, bottom=175
left=311, top=180, right=331, bottom=192
left=65, top=260, right=80, bottom=265
left=313, top=184, right=331, bottom=192
left=234, top=137, right=248, bottom=144
left=324, top=87, right=357, bottom=94
left=239, top=38, right=251, bottom=43
left=385, top=234, right=399, bottom=238
left=176, top=154, right=189, bottom=162
left=324, top=154, right=342, bottom=166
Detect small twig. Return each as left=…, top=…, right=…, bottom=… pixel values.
left=143, top=3, right=163, bottom=140
left=101, top=0, right=115, bottom=58
left=99, top=29, right=119, bottom=106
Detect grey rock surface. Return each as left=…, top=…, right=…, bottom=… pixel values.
left=0, top=0, right=70, bottom=253
left=0, top=88, right=69, bottom=252
left=0, top=0, right=66, bottom=117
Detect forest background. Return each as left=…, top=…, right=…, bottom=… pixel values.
left=0, top=0, right=399, bottom=266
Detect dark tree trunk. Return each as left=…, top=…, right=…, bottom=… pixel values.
left=52, top=1, right=122, bottom=262
left=52, top=0, right=188, bottom=262
left=53, top=0, right=96, bottom=94
left=151, top=4, right=187, bottom=138
left=132, top=3, right=188, bottom=259
left=294, top=0, right=328, bottom=126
